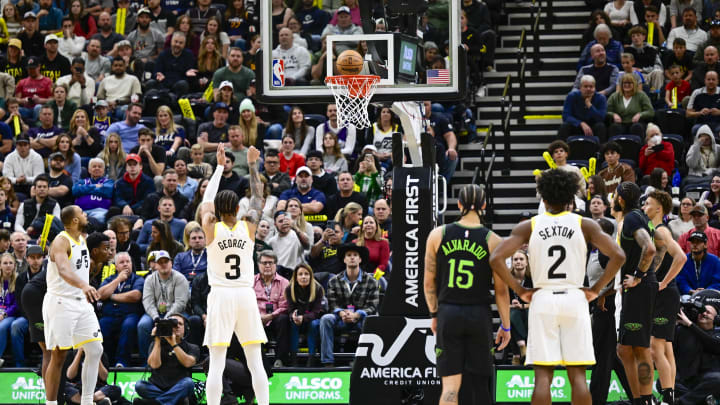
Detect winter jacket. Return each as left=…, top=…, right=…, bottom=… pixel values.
left=677, top=252, right=720, bottom=294
left=687, top=124, right=720, bottom=176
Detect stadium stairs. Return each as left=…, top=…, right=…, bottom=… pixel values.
left=446, top=0, right=591, bottom=235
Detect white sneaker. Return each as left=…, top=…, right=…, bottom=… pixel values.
left=273, top=359, right=284, bottom=368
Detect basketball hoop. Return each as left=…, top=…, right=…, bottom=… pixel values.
left=325, top=75, right=380, bottom=129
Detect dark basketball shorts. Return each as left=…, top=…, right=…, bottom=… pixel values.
left=22, top=283, right=45, bottom=343
left=651, top=285, right=680, bottom=341
left=618, top=274, right=658, bottom=348
left=436, top=302, right=493, bottom=377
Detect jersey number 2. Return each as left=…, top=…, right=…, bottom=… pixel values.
left=547, top=245, right=567, bottom=279
left=225, top=254, right=241, bottom=279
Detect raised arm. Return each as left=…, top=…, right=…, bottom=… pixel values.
left=199, top=144, right=225, bottom=244
left=243, top=146, right=263, bottom=239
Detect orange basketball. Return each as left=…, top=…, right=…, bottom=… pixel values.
left=336, top=50, right=364, bottom=75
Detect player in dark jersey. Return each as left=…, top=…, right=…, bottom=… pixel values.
left=613, top=182, right=658, bottom=405
left=642, top=190, right=686, bottom=405
left=491, top=169, right=625, bottom=405
left=423, top=184, right=511, bottom=405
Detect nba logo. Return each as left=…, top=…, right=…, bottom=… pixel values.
left=272, top=59, right=285, bottom=87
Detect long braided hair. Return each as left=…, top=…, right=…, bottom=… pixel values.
left=458, top=184, right=485, bottom=221
left=215, top=190, right=240, bottom=217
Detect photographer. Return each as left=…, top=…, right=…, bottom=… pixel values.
left=134, top=314, right=200, bottom=405
left=674, top=291, right=720, bottom=405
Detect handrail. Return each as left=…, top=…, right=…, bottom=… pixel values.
left=485, top=151, right=497, bottom=225
left=517, top=28, right=526, bottom=53
left=502, top=102, right=512, bottom=175
left=501, top=74, right=511, bottom=100
left=518, top=53, right=527, bottom=124
left=532, top=2, right=542, bottom=76
left=482, top=123, right=492, bottom=151
left=545, top=0, right=554, bottom=31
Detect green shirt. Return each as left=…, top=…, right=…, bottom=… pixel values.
left=211, top=66, right=255, bottom=101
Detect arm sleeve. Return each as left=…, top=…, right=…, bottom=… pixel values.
left=202, top=165, right=224, bottom=205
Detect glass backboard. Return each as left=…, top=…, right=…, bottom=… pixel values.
left=257, top=0, right=466, bottom=104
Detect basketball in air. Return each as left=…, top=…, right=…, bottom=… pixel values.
left=336, top=50, right=364, bottom=75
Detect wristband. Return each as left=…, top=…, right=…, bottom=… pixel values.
left=633, top=269, right=646, bottom=279
left=172, top=344, right=179, bottom=349
left=429, top=312, right=437, bottom=318
left=500, top=324, right=511, bottom=332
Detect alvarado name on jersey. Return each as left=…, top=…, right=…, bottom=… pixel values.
left=440, top=239, right=487, bottom=261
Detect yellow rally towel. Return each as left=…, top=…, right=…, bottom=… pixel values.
left=203, top=81, right=214, bottom=102
left=672, top=87, right=678, bottom=109
left=39, top=214, right=53, bottom=251
left=13, top=116, right=19, bottom=135
left=115, top=8, right=126, bottom=34
left=647, top=22, right=654, bottom=45
left=178, top=98, right=195, bottom=120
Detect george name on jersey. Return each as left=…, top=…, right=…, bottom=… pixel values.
left=440, top=239, right=487, bottom=261
left=216, top=238, right=248, bottom=250
left=537, top=225, right=575, bottom=240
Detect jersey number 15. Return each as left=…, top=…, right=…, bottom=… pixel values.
left=448, top=258, right=474, bottom=289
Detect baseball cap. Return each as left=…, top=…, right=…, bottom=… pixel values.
left=44, top=34, right=59, bottom=44
left=153, top=250, right=171, bottom=262
left=337, top=5, right=351, bottom=14
left=296, top=166, right=312, bottom=177
left=116, top=39, right=131, bottom=48
left=137, top=7, right=152, bottom=15
left=125, top=153, right=141, bottom=163
left=213, top=102, right=229, bottom=112
left=306, top=150, right=323, bottom=161
left=8, top=38, right=21, bottom=49
left=49, top=151, right=66, bottom=161
left=689, top=231, right=708, bottom=242
left=95, top=100, right=109, bottom=109
left=219, top=80, right=233, bottom=90
left=23, top=11, right=36, bottom=19
left=26, top=245, right=43, bottom=256
left=15, top=134, right=30, bottom=144
left=26, top=57, right=38, bottom=68
left=691, top=203, right=709, bottom=215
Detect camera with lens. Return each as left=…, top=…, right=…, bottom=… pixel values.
left=681, top=294, right=707, bottom=321
left=155, top=317, right=178, bottom=337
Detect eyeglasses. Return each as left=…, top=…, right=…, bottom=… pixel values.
left=259, top=261, right=275, bottom=266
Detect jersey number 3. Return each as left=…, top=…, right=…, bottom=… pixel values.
left=547, top=245, right=567, bottom=279
left=225, top=254, right=241, bottom=279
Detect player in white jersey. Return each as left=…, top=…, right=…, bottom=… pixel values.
left=42, top=205, right=104, bottom=405
left=202, top=144, right=269, bottom=405
left=490, top=169, right=626, bottom=405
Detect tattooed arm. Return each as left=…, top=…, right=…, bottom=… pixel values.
left=424, top=226, right=442, bottom=335
left=649, top=228, right=667, bottom=273
left=244, top=146, right=264, bottom=240
left=634, top=228, right=657, bottom=272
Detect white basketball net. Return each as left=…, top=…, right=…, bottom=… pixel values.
left=325, top=75, right=380, bottom=130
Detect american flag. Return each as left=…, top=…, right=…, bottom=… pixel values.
left=427, top=69, right=450, bottom=84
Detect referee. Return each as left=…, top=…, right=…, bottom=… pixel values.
left=424, top=184, right=511, bottom=405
